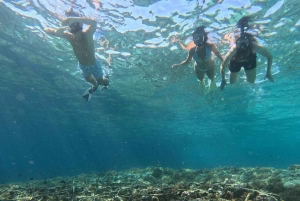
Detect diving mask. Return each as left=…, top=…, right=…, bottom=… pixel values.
left=193, top=31, right=205, bottom=46
left=236, top=35, right=250, bottom=51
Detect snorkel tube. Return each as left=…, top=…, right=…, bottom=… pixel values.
left=237, top=16, right=251, bottom=35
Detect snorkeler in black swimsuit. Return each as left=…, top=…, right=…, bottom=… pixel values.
left=220, top=16, right=274, bottom=91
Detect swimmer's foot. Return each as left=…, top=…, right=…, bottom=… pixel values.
left=209, top=81, right=217, bottom=92
left=101, top=84, right=109, bottom=90
left=82, top=85, right=98, bottom=101
left=101, top=79, right=109, bottom=90
left=199, top=81, right=206, bottom=95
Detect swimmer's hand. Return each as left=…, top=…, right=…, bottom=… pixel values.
left=55, top=27, right=68, bottom=35
left=220, top=79, right=227, bottom=91
left=264, top=72, right=274, bottom=82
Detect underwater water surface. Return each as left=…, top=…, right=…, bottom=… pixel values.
left=0, top=0, right=300, bottom=184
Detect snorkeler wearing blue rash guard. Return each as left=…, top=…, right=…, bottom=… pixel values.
left=44, top=17, right=109, bottom=101
left=172, top=26, right=224, bottom=93
left=220, top=16, right=274, bottom=91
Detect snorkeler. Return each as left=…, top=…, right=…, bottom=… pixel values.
left=172, top=26, right=224, bottom=93
left=44, top=17, right=109, bottom=101
left=220, top=16, right=274, bottom=91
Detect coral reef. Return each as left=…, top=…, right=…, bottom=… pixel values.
left=1, top=165, right=300, bottom=201
left=279, top=184, right=300, bottom=201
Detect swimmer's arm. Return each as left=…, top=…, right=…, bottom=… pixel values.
left=179, top=42, right=188, bottom=50
left=219, top=46, right=235, bottom=91
left=252, top=43, right=274, bottom=82
left=179, top=41, right=196, bottom=51
left=220, top=46, right=236, bottom=80
left=62, top=17, right=97, bottom=34
left=44, top=27, right=69, bottom=38
left=172, top=48, right=194, bottom=68
left=211, top=43, right=224, bottom=62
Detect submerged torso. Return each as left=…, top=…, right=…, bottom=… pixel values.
left=232, top=42, right=256, bottom=62
left=69, top=32, right=96, bottom=66
left=193, top=44, right=214, bottom=68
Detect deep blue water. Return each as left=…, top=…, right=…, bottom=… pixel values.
left=1, top=0, right=300, bottom=184
left=1, top=68, right=300, bottom=183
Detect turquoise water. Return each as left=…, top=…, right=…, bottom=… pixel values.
left=0, top=0, right=300, bottom=183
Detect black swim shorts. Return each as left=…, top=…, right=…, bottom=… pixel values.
left=229, top=54, right=257, bottom=73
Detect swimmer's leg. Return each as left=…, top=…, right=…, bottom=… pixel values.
left=82, top=75, right=99, bottom=101
left=245, top=68, right=256, bottom=83
left=195, top=67, right=206, bottom=94
left=97, top=77, right=109, bottom=90
left=229, top=72, right=239, bottom=84
left=85, top=74, right=98, bottom=88
left=199, top=80, right=206, bottom=94
left=206, top=67, right=216, bottom=92
left=209, top=80, right=217, bottom=91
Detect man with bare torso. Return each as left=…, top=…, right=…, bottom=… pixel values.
left=44, top=17, right=109, bottom=101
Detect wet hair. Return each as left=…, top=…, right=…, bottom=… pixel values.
left=69, top=22, right=83, bottom=34
left=237, top=16, right=251, bottom=34
left=192, top=26, right=208, bottom=46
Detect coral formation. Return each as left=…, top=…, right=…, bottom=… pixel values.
left=279, top=184, right=300, bottom=201
left=266, top=177, right=285, bottom=193
left=1, top=166, right=300, bottom=201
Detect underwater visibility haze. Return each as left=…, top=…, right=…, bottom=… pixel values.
left=0, top=0, right=300, bottom=189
